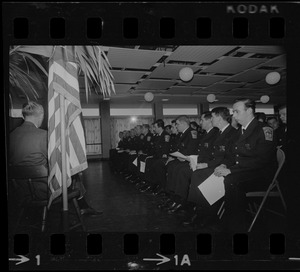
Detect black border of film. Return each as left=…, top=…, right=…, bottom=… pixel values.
left=4, top=1, right=300, bottom=270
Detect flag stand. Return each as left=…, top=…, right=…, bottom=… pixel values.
left=60, top=94, right=69, bottom=232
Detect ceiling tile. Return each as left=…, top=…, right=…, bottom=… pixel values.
left=178, top=74, right=227, bottom=86
left=135, top=79, right=176, bottom=90
left=107, top=47, right=166, bottom=69
left=167, top=46, right=237, bottom=63
left=258, top=55, right=286, bottom=68
left=247, top=78, right=286, bottom=89
left=164, top=86, right=201, bottom=95
left=132, top=89, right=164, bottom=94
left=204, top=57, right=265, bottom=74
left=224, top=88, right=264, bottom=97
left=227, top=70, right=270, bottom=83
left=114, top=84, right=134, bottom=93
left=149, top=64, right=200, bottom=79
left=111, top=70, right=145, bottom=84
left=204, top=82, right=245, bottom=92
left=237, top=46, right=285, bottom=54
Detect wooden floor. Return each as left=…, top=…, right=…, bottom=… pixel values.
left=10, top=160, right=288, bottom=234
left=81, top=160, right=287, bottom=233
left=82, top=160, right=200, bottom=233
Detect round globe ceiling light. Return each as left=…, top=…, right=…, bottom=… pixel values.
left=144, top=92, right=154, bottom=102
left=265, top=71, right=281, bottom=85
left=207, top=94, right=216, bottom=103
left=179, top=67, right=194, bottom=82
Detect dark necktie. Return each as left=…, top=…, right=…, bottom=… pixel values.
left=242, top=128, right=246, bottom=135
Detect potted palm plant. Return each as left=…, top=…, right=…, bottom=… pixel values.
left=9, top=45, right=115, bottom=103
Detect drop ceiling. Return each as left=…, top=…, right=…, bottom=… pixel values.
left=80, top=45, right=286, bottom=106
left=10, top=45, right=286, bottom=107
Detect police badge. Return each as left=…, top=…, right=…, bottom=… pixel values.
left=219, top=145, right=225, bottom=152
left=191, top=130, right=197, bottom=139
left=263, top=127, right=273, bottom=141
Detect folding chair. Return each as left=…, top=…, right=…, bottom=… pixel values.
left=8, top=165, right=86, bottom=233
left=246, top=148, right=287, bottom=232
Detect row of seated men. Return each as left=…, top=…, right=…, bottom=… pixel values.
left=110, top=99, right=288, bottom=232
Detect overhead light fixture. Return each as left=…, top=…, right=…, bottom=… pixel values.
left=207, top=94, right=218, bottom=103
left=144, top=92, right=154, bottom=102
left=265, top=71, right=281, bottom=85
left=130, top=116, right=137, bottom=123
left=179, top=67, right=194, bottom=82
left=162, top=98, right=169, bottom=102
left=256, top=95, right=270, bottom=103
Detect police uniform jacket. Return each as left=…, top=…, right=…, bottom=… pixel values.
left=122, top=137, right=130, bottom=149
left=142, top=132, right=154, bottom=154
left=117, top=139, right=125, bottom=149
left=9, top=121, right=47, bottom=167
left=222, top=118, right=277, bottom=176
left=197, top=127, right=219, bottom=163
left=133, top=134, right=144, bottom=152
left=153, top=131, right=170, bottom=158
left=274, top=125, right=286, bottom=148
left=126, top=137, right=135, bottom=150
left=169, top=133, right=181, bottom=153
left=176, top=127, right=199, bottom=155
left=205, top=125, right=238, bottom=168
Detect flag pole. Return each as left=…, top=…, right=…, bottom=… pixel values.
left=60, top=93, right=69, bottom=232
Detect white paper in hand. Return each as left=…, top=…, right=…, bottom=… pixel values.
left=140, top=161, right=146, bottom=173
left=188, top=155, right=198, bottom=171
left=198, top=174, right=225, bottom=205
left=132, top=158, right=138, bottom=166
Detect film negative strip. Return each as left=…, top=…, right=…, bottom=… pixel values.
left=3, top=1, right=300, bottom=270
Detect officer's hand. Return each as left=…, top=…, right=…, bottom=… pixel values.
left=177, top=157, right=185, bottom=162
left=196, top=163, right=208, bottom=169
left=214, top=167, right=231, bottom=177
left=214, top=164, right=227, bottom=172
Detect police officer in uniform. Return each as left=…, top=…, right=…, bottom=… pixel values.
left=158, top=115, right=199, bottom=209
left=139, top=119, right=170, bottom=192
left=183, top=108, right=238, bottom=224
left=128, top=124, right=153, bottom=184
left=163, top=112, right=219, bottom=213
left=189, top=99, right=277, bottom=232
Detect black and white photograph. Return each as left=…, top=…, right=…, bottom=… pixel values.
left=7, top=45, right=289, bottom=234
left=4, top=1, right=300, bottom=270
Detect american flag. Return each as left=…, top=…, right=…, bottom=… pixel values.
left=47, top=46, right=88, bottom=207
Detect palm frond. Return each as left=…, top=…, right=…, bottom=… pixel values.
left=9, top=45, right=115, bottom=106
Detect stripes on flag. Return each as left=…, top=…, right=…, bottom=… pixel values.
left=47, top=46, right=88, bottom=207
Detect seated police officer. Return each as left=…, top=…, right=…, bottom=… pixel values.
left=183, top=107, right=238, bottom=225
left=188, top=98, right=277, bottom=232
left=158, top=115, right=199, bottom=209
left=128, top=124, right=154, bottom=184
left=139, top=119, right=170, bottom=193
left=161, top=112, right=219, bottom=213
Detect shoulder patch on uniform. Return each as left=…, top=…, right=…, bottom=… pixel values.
left=191, top=130, right=198, bottom=139
left=165, top=134, right=170, bottom=142
left=263, top=127, right=273, bottom=141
